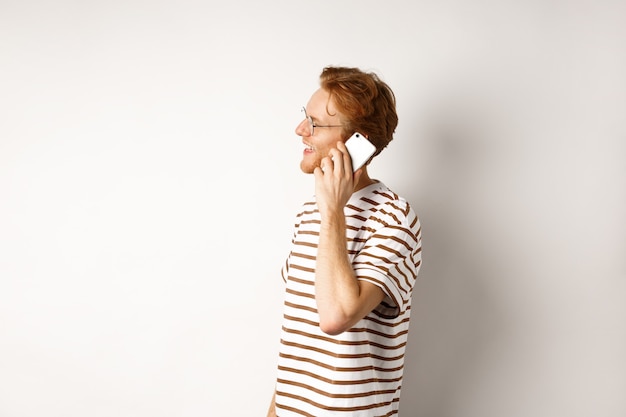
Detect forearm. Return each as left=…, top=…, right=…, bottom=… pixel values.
left=266, top=391, right=276, bottom=417
left=312, top=143, right=384, bottom=334
left=314, top=210, right=363, bottom=334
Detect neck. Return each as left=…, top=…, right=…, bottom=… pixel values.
left=354, top=168, right=376, bottom=192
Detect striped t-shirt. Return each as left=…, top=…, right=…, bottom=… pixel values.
left=275, top=181, right=422, bottom=417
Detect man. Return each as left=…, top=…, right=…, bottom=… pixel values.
left=268, top=66, right=422, bottom=416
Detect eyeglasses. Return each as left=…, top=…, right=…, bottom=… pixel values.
left=301, top=107, right=343, bottom=136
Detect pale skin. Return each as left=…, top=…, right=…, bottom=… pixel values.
left=267, top=88, right=385, bottom=416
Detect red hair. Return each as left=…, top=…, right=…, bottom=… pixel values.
left=320, top=66, right=398, bottom=156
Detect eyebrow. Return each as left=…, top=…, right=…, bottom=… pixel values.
left=307, top=109, right=336, bottom=124
left=304, top=108, right=323, bottom=123
left=304, top=105, right=342, bottom=125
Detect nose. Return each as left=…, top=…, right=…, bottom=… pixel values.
left=295, top=118, right=310, bottom=137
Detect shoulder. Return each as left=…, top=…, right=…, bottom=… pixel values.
left=353, top=182, right=420, bottom=232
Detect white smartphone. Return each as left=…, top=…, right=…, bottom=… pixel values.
left=345, top=132, right=376, bottom=172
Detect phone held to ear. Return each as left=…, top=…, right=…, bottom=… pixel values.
left=345, top=132, right=376, bottom=172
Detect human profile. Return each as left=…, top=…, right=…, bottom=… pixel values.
left=267, top=66, right=422, bottom=417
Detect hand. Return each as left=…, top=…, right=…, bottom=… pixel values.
left=313, top=141, right=363, bottom=218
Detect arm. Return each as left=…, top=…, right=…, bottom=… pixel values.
left=266, top=391, right=276, bottom=417
left=313, top=142, right=385, bottom=336
left=315, top=205, right=385, bottom=335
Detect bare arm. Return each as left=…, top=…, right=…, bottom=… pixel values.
left=266, top=391, right=276, bottom=417
left=313, top=142, right=385, bottom=335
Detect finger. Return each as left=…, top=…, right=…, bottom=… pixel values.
left=320, top=156, right=333, bottom=173
left=337, top=142, right=355, bottom=172
left=353, top=167, right=363, bottom=183
left=327, top=149, right=345, bottom=175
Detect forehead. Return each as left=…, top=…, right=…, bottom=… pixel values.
left=306, top=88, right=341, bottom=120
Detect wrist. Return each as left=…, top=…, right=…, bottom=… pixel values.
left=320, top=209, right=345, bottom=230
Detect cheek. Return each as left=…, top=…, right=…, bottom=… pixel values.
left=315, top=143, right=333, bottom=159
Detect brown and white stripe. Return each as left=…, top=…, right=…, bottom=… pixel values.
left=275, top=182, right=422, bottom=416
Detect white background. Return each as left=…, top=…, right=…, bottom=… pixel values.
left=1, top=1, right=624, bottom=416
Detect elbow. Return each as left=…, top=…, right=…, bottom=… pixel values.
left=319, top=321, right=346, bottom=336
left=320, top=323, right=345, bottom=336
left=318, top=315, right=352, bottom=336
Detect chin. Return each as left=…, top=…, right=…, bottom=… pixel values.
left=300, top=160, right=316, bottom=174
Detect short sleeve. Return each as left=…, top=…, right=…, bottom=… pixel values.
left=352, top=204, right=421, bottom=318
